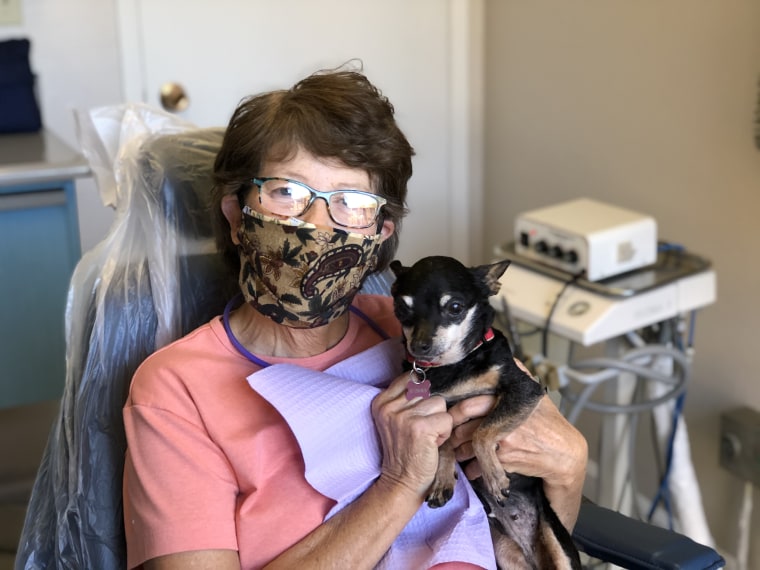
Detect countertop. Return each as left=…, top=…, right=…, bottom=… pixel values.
left=0, top=130, right=90, bottom=186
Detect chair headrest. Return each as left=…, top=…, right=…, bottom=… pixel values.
left=136, top=127, right=225, bottom=238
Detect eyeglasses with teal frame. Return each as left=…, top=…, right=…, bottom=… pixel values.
left=251, top=177, right=387, bottom=229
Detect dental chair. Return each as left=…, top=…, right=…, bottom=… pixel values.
left=15, top=107, right=725, bottom=570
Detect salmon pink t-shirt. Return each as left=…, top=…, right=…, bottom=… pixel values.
left=123, top=294, right=482, bottom=570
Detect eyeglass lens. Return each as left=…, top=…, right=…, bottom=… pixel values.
left=257, top=179, right=381, bottom=228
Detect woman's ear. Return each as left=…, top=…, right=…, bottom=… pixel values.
left=221, top=194, right=243, bottom=245
left=379, top=219, right=395, bottom=242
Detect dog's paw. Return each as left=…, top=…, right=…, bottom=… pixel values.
left=483, top=470, right=512, bottom=505
left=426, top=485, right=455, bottom=508
left=426, top=475, right=456, bottom=508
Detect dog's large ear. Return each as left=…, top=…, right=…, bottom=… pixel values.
left=473, top=259, right=511, bottom=296
left=389, top=259, right=407, bottom=296
left=389, top=259, right=406, bottom=278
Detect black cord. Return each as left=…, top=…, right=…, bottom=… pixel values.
left=496, top=296, right=525, bottom=361
left=540, top=271, right=584, bottom=357
left=755, top=73, right=760, bottom=150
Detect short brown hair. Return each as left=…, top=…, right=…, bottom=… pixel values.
left=213, top=66, right=414, bottom=275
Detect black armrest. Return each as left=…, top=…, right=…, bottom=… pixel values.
left=573, top=500, right=725, bottom=570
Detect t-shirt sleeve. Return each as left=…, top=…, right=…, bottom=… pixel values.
left=122, top=363, right=240, bottom=568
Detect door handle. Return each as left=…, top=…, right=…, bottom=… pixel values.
left=159, top=82, right=190, bottom=112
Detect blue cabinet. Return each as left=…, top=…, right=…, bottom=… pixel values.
left=0, top=132, right=89, bottom=409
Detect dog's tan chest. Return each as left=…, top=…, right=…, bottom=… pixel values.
left=435, top=364, right=502, bottom=401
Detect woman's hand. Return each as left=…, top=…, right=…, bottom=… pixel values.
left=371, top=372, right=453, bottom=499
left=255, top=374, right=456, bottom=570
left=447, top=367, right=588, bottom=530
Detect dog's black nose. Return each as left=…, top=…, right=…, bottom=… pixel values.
left=411, top=339, right=433, bottom=357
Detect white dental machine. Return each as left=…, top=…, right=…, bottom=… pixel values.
left=492, top=198, right=716, bottom=544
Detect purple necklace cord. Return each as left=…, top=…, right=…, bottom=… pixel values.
left=222, top=295, right=271, bottom=367
left=221, top=295, right=390, bottom=367
left=352, top=303, right=392, bottom=341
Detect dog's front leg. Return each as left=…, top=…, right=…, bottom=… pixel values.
left=426, top=439, right=458, bottom=508
left=472, top=421, right=513, bottom=503
left=471, top=388, right=542, bottom=503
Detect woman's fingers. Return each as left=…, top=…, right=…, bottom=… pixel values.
left=448, top=395, right=495, bottom=428
left=492, top=396, right=587, bottom=486
left=447, top=395, right=495, bottom=462
left=372, top=373, right=452, bottom=496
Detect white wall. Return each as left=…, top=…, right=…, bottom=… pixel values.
left=484, top=1, right=760, bottom=567
left=0, top=0, right=121, bottom=252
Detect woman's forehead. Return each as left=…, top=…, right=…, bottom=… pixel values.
left=261, top=146, right=376, bottom=191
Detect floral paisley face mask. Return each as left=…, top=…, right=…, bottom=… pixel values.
left=236, top=209, right=383, bottom=328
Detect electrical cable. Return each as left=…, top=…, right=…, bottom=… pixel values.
left=560, top=314, right=709, bottom=539
left=627, top=328, right=674, bottom=526
left=736, top=481, right=753, bottom=570
left=645, top=317, right=684, bottom=529
left=626, top=398, right=643, bottom=519
left=561, top=345, right=690, bottom=424
left=644, top=312, right=699, bottom=529
left=496, top=295, right=524, bottom=361
left=644, top=319, right=676, bottom=527
left=560, top=341, right=691, bottom=530
left=687, top=310, right=696, bottom=348
left=647, top=391, right=684, bottom=529
left=541, top=270, right=584, bottom=358
left=754, top=73, right=760, bottom=151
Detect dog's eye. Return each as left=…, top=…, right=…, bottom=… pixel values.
left=394, top=299, right=413, bottom=320
left=447, top=301, right=464, bottom=315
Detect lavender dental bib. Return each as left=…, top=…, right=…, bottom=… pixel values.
left=247, top=338, right=497, bottom=570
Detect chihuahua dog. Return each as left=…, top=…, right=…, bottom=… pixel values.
left=389, top=256, right=581, bottom=570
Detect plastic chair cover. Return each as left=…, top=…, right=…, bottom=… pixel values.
left=15, top=104, right=234, bottom=569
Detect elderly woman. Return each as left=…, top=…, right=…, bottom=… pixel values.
left=122, top=68, right=587, bottom=570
